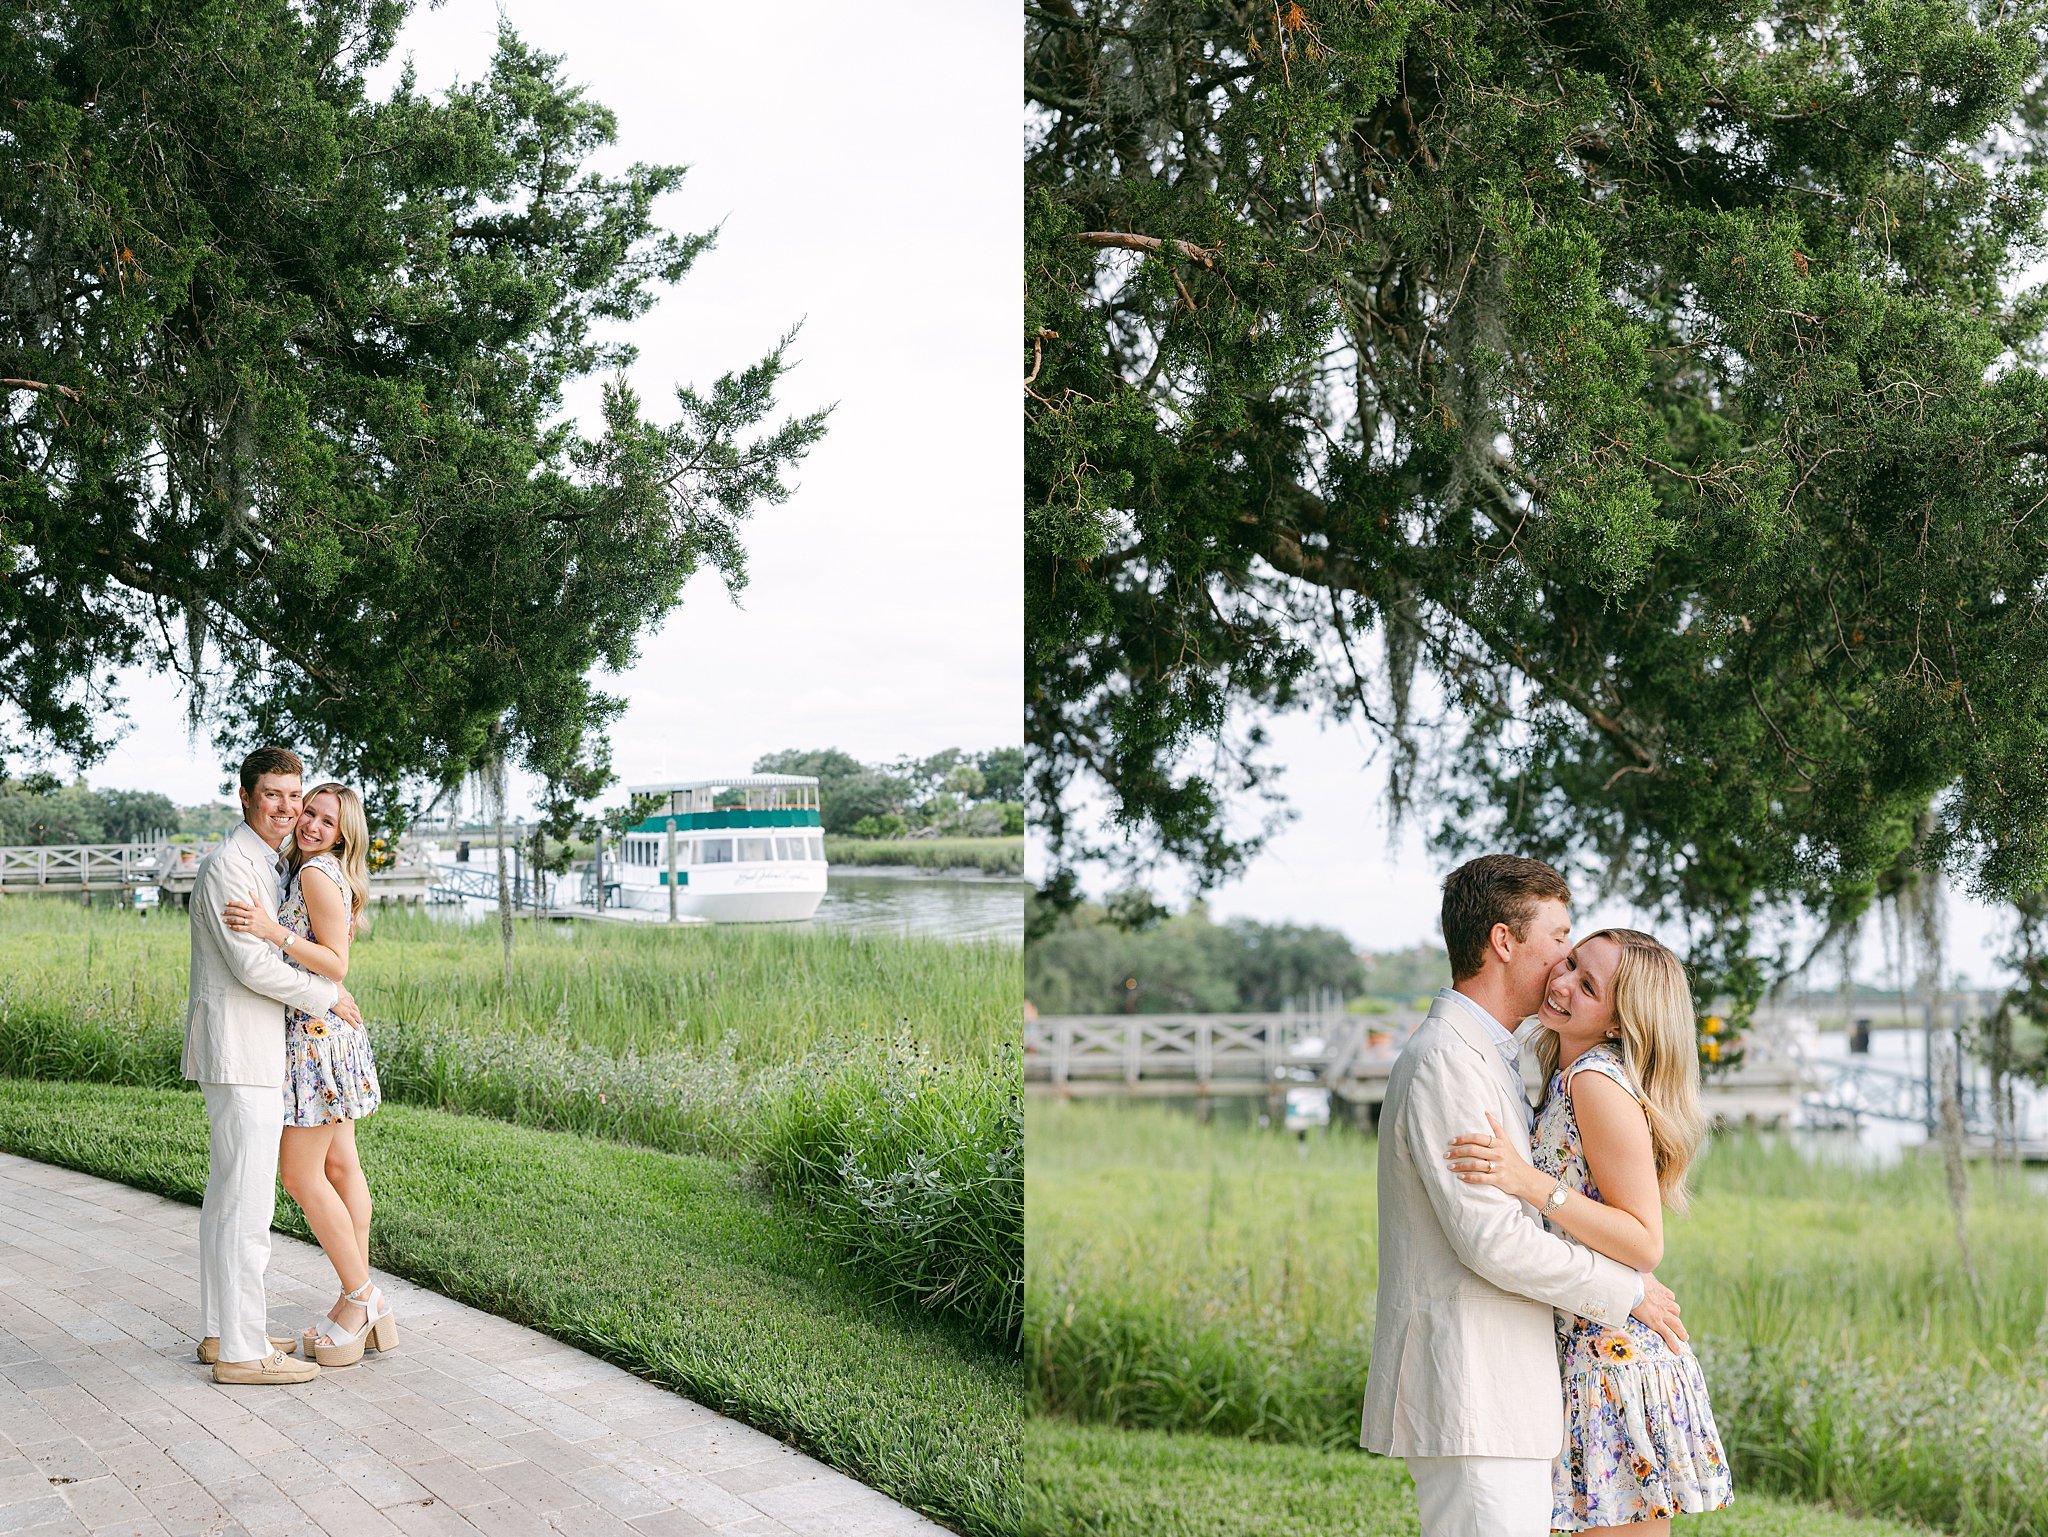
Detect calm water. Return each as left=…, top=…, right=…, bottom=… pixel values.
left=812, top=871, right=1023, bottom=943
left=429, top=870, right=1023, bottom=944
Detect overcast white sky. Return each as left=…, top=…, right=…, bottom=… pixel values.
left=61, top=1, right=1019, bottom=812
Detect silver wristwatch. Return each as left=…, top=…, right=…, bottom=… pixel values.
left=282, top=932, right=296, bottom=950
left=1541, top=1181, right=1569, bottom=1214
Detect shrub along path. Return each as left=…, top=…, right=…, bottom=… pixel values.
left=0, top=1149, right=949, bottom=1537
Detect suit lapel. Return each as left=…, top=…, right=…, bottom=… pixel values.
left=1439, top=996, right=1534, bottom=1142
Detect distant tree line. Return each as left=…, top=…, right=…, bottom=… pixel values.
left=0, top=777, right=182, bottom=845
left=752, top=748, right=1024, bottom=839
left=1358, top=945, right=1454, bottom=1006
left=1027, top=897, right=1368, bottom=1015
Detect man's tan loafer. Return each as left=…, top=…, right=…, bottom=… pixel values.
left=212, top=1350, right=320, bottom=1386
left=196, top=1335, right=297, bottom=1365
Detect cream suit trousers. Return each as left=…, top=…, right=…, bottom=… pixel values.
left=198, top=1083, right=280, bottom=1364
left=1406, top=1454, right=1553, bottom=1537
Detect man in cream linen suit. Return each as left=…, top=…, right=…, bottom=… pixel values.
left=1362, top=855, right=1687, bottom=1536
left=184, top=746, right=362, bottom=1386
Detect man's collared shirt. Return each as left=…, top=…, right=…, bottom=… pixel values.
left=1437, top=986, right=1533, bottom=1134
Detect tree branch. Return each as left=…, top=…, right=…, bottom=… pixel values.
left=1074, top=231, right=1219, bottom=268
left=2, top=377, right=82, bottom=402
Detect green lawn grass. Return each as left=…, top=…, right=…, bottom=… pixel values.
left=1022, top=1421, right=1936, bottom=1537
left=0, top=898, right=1024, bottom=1344
left=0, top=1078, right=1021, bottom=1537
left=825, top=837, right=1025, bottom=876
left=1028, top=1099, right=2048, bottom=1535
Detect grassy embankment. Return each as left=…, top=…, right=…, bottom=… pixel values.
left=1027, top=1099, right=2048, bottom=1537
left=0, top=901, right=1020, bottom=1339
left=825, top=836, right=1024, bottom=876
left=0, top=1079, right=1019, bottom=1536
left=0, top=898, right=1021, bottom=1440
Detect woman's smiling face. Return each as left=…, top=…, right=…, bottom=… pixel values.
left=1538, top=934, right=1621, bottom=1048
left=296, top=791, right=341, bottom=856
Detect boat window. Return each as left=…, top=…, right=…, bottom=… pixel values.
left=699, top=838, right=734, bottom=865
left=809, top=836, right=824, bottom=861
left=738, top=837, right=772, bottom=863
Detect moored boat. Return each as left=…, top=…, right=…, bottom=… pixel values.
left=613, top=775, right=826, bottom=922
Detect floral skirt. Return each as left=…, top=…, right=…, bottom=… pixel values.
left=1551, top=1315, right=1733, bottom=1531
left=283, top=1009, right=382, bottom=1127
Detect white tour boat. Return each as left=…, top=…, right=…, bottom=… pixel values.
left=612, top=775, right=827, bottom=922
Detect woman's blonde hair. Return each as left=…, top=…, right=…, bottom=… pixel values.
left=1534, top=927, right=1708, bottom=1213
left=290, top=782, right=371, bottom=933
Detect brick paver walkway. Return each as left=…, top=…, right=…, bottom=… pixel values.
left=0, top=1153, right=946, bottom=1537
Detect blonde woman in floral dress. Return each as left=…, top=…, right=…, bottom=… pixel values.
left=223, top=782, right=394, bottom=1367
left=1445, top=928, right=1731, bottom=1534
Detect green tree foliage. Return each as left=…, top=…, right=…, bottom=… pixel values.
left=91, top=787, right=178, bottom=842
left=753, top=747, right=868, bottom=792
left=174, top=802, right=240, bottom=838
left=1027, top=897, right=1365, bottom=1014
left=1, top=2, right=828, bottom=823
left=1358, top=943, right=1453, bottom=1003
left=1026, top=0, right=2048, bottom=999
left=819, top=770, right=915, bottom=836
left=977, top=746, right=1027, bottom=801
left=753, top=746, right=1026, bottom=837
left=0, top=777, right=177, bottom=843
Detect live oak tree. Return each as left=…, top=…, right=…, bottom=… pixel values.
left=1, top=1, right=828, bottom=825
left=1026, top=0, right=2048, bottom=1007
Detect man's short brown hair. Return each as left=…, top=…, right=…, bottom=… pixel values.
left=238, top=746, right=305, bottom=795
left=1441, top=855, right=1571, bottom=981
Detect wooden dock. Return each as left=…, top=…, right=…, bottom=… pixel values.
left=0, top=843, right=162, bottom=896
left=0, top=840, right=435, bottom=905
left=1024, top=1013, right=1809, bottom=1126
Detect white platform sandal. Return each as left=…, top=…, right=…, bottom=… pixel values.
left=310, top=1281, right=398, bottom=1367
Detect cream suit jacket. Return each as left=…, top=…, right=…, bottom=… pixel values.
left=1360, top=996, right=1640, bottom=1459
left=181, top=822, right=339, bottom=1087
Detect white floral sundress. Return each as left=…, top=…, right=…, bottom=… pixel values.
left=1533, top=1042, right=1731, bottom=1530
left=281, top=853, right=382, bottom=1126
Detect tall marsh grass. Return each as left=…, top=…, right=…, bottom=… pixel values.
left=0, top=898, right=1022, bottom=1345
left=824, top=837, right=1025, bottom=876
left=0, top=899, right=1009, bottom=1059
left=1028, top=1099, right=2048, bottom=1533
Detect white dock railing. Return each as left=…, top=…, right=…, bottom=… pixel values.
left=0, top=840, right=434, bottom=903
left=0, top=843, right=166, bottom=891
left=1025, top=1013, right=1376, bottom=1092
